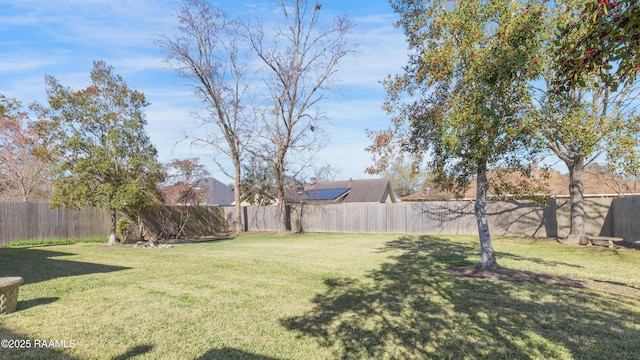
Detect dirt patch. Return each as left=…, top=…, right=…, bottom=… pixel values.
left=161, top=233, right=234, bottom=244
left=95, top=233, right=234, bottom=248
left=447, top=265, right=640, bottom=301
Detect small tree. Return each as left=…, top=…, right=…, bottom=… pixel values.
left=32, top=61, right=163, bottom=245
left=369, top=0, right=545, bottom=269
left=160, top=158, right=210, bottom=205
left=248, top=0, right=354, bottom=233
left=381, top=158, right=432, bottom=198
left=0, top=94, right=51, bottom=202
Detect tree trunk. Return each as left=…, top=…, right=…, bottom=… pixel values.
left=475, top=169, right=498, bottom=270
left=108, top=209, right=117, bottom=245
left=233, top=160, right=243, bottom=235
left=277, top=181, right=288, bottom=234
left=565, top=156, right=587, bottom=244
left=274, top=153, right=289, bottom=234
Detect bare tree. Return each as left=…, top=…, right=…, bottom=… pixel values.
left=240, top=155, right=277, bottom=206
left=248, top=0, right=354, bottom=233
left=312, top=164, right=339, bottom=182
left=157, top=0, right=251, bottom=234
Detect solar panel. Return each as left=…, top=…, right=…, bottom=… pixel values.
left=304, top=187, right=350, bottom=201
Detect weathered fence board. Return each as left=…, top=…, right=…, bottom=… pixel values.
left=0, top=196, right=635, bottom=247
left=225, top=198, right=619, bottom=239
left=612, top=197, right=640, bottom=243
left=0, top=203, right=110, bottom=247
left=134, top=206, right=227, bottom=240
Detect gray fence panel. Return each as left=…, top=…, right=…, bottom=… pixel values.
left=2, top=196, right=635, bottom=247
left=0, top=203, right=111, bottom=246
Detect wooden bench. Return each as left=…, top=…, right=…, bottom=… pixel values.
left=0, top=277, right=24, bottom=314
left=586, top=236, right=625, bottom=248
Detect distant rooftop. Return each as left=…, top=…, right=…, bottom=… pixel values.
left=303, top=187, right=351, bottom=202
left=286, top=178, right=396, bottom=204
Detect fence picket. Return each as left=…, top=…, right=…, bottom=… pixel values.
left=2, top=196, right=637, bottom=247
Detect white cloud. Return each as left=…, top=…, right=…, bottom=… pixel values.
left=0, top=0, right=405, bottom=182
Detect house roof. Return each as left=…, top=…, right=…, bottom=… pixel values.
left=402, top=188, right=455, bottom=202
left=287, top=178, right=397, bottom=204
left=195, top=177, right=235, bottom=206
left=463, top=169, right=640, bottom=198
left=404, top=168, right=640, bottom=202
left=303, top=187, right=351, bottom=202
left=545, top=171, right=639, bottom=196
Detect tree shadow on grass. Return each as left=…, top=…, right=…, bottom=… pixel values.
left=497, top=251, right=585, bottom=269
left=195, top=347, right=278, bottom=360
left=281, top=235, right=640, bottom=359
left=0, top=247, right=130, bottom=284
left=17, top=296, right=60, bottom=311
left=111, top=344, right=154, bottom=360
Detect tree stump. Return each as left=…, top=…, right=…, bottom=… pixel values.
left=0, top=277, right=24, bottom=314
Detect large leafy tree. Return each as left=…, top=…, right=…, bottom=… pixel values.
left=536, top=0, right=640, bottom=244
left=369, top=0, right=545, bottom=269
left=32, top=61, right=163, bottom=245
left=0, top=94, right=51, bottom=202
left=248, top=0, right=354, bottom=233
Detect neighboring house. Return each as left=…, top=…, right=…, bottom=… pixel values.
left=402, top=168, right=640, bottom=202
left=287, top=178, right=397, bottom=204
left=401, top=187, right=456, bottom=202
left=195, top=177, right=235, bottom=206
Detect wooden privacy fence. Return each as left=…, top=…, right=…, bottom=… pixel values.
left=226, top=196, right=636, bottom=241
left=132, top=205, right=227, bottom=240
left=0, top=203, right=110, bottom=247
left=284, top=198, right=613, bottom=238
left=0, top=204, right=227, bottom=247
left=1, top=197, right=638, bottom=247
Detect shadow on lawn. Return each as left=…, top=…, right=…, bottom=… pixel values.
left=281, top=235, right=640, bottom=359
left=0, top=247, right=130, bottom=285
left=196, top=348, right=278, bottom=360
left=111, top=344, right=154, bottom=360
left=17, top=296, right=60, bottom=311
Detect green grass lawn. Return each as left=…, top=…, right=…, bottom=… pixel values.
left=1, top=233, right=639, bottom=359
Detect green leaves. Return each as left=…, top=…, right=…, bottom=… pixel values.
left=554, top=0, right=640, bottom=92
left=33, top=61, right=163, bottom=216
left=370, top=0, right=546, bottom=193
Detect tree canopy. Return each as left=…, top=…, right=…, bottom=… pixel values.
left=33, top=61, right=163, bottom=245
left=0, top=94, right=51, bottom=202
left=555, top=0, right=640, bottom=91
left=369, top=0, right=546, bottom=269
left=536, top=0, right=640, bottom=243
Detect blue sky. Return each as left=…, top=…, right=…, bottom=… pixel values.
left=0, top=0, right=407, bottom=183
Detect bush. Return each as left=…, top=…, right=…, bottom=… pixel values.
left=116, top=217, right=135, bottom=242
